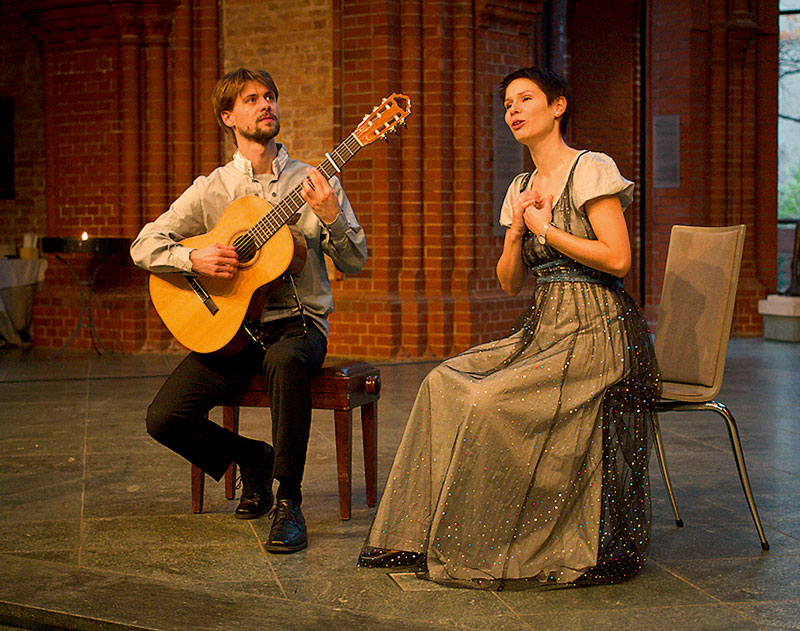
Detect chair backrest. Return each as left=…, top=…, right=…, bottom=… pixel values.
left=653, top=224, right=746, bottom=400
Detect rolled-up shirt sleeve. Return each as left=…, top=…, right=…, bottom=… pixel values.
left=130, top=179, right=209, bottom=274
left=320, top=177, right=367, bottom=275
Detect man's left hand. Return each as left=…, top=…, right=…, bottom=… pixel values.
left=301, top=167, right=340, bottom=224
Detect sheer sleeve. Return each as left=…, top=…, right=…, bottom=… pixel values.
left=570, top=152, right=634, bottom=211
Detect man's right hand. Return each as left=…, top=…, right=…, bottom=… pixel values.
left=189, top=243, right=239, bottom=279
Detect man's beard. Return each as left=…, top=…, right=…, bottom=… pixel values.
left=239, top=119, right=280, bottom=145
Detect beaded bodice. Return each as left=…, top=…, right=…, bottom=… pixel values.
left=519, top=151, right=620, bottom=288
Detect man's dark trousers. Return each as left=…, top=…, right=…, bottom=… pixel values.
left=146, top=316, right=327, bottom=483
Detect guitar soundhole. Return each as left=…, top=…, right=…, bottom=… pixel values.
left=233, top=233, right=258, bottom=267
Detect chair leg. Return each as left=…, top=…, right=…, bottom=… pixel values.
left=705, top=401, right=770, bottom=551
left=650, top=415, right=683, bottom=527
left=223, top=405, right=240, bottom=500
left=361, top=401, right=377, bottom=507
left=333, top=408, right=353, bottom=520
left=191, top=465, right=205, bottom=513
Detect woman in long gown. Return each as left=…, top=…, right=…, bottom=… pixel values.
left=359, top=67, right=660, bottom=589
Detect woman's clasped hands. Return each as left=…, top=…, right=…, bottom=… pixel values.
left=510, top=189, right=554, bottom=239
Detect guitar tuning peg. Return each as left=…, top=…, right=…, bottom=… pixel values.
left=382, top=134, right=390, bottom=143
left=401, top=121, right=408, bottom=129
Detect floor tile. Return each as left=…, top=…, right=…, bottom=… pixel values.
left=279, top=571, right=519, bottom=631
left=731, top=601, right=800, bottom=631
left=495, top=562, right=715, bottom=615
left=520, top=603, right=761, bottom=631
left=0, top=519, right=80, bottom=553
left=658, top=555, right=800, bottom=603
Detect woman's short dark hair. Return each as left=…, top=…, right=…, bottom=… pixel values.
left=499, top=67, right=570, bottom=135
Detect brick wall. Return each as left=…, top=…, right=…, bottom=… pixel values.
left=646, top=0, right=778, bottom=335
left=1, top=0, right=779, bottom=355
left=323, top=0, right=543, bottom=359
left=222, top=0, right=334, bottom=165
left=21, top=0, right=197, bottom=353
left=31, top=253, right=150, bottom=352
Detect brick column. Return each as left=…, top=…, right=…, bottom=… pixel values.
left=470, top=3, right=543, bottom=346
left=116, top=9, right=142, bottom=240
left=457, top=1, right=546, bottom=350
left=171, top=1, right=193, bottom=194
left=142, top=12, right=171, bottom=222
left=26, top=2, right=122, bottom=238
left=720, top=5, right=777, bottom=334
left=327, top=0, right=404, bottom=358
left=398, top=0, right=428, bottom=358
left=195, top=0, right=221, bottom=174
left=422, top=1, right=456, bottom=357
left=570, top=0, right=642, bottom=299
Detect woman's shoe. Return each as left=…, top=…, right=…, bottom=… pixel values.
left=358, top=547, right=424, bottom=568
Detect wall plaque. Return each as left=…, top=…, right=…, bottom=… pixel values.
left=653, top=114, right=680, bottom=189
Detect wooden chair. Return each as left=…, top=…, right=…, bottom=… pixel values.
left=652, top=224, right=769, bottom=550
left=191, top=361, right=381, bottom=520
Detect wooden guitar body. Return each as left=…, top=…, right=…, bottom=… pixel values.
left=149, top=195, right=307, bottom=354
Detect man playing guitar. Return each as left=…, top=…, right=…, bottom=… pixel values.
left=131, top=67, right=368, bottom=553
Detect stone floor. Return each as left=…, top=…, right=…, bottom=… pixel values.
left=0, top=338, right=798, bottom=631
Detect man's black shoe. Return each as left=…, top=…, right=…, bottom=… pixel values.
left=265, top=499, right=307, bottom=553
left=234, top=443, right=274, bottom=520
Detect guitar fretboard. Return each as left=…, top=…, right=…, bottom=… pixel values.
left=247, top=133, right=363, bottom=248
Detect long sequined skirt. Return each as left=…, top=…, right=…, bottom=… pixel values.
left=360, top=280, right=660, bottom=589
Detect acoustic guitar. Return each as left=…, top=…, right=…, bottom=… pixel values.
left=149, top=93, right=411, bottom=354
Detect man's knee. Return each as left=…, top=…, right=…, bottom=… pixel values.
left=263, top=348, right=301, bottom=374
left=145, top=398, right=176, bottom=443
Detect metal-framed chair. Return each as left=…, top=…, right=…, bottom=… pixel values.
left=651, top=224, right=769, bottom=550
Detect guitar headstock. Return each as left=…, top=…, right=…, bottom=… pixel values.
left=352, top=93, right=411, bottom=146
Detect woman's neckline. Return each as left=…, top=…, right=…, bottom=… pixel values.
left=529, top=150, right=588, bottom=202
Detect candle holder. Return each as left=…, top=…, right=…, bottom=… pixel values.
left=40, top=237, right=130, bottom=357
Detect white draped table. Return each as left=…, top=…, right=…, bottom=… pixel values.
left=0, top=258, right=48, bottom=346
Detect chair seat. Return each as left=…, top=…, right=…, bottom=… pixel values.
left=225, top=361, right=381, bottom=410
left=660, top=380, right=716, bottom=403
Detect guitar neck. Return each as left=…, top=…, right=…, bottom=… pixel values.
left=248, top=133, right=363, bottom=247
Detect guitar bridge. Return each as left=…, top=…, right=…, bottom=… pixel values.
left=185, top=276, right=219, bottom=315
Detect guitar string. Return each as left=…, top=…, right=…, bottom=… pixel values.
left=245, top=132, right=365, bottom=248
left=250, top=135, right=357, bottom=241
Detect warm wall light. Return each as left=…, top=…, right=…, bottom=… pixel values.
left=81, top=232, right=88, bottom=241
